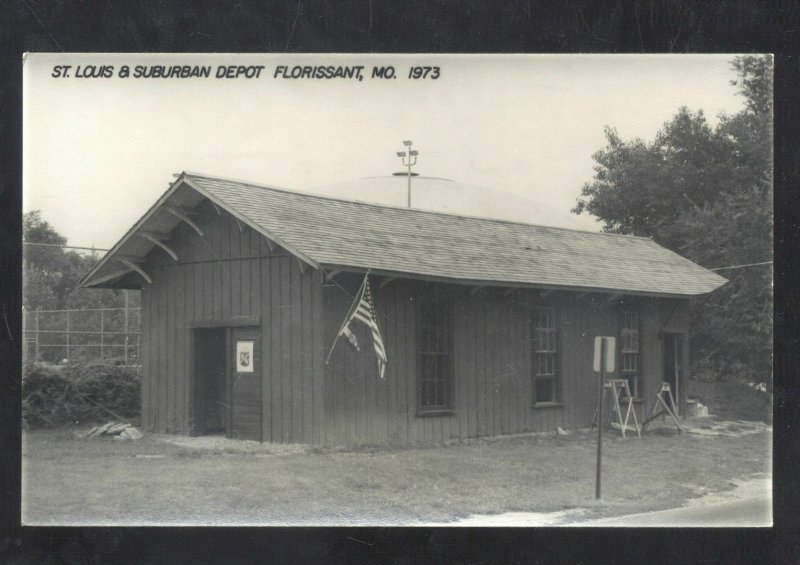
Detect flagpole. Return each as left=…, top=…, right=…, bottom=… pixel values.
left=325, top=272, right=370, bottom=365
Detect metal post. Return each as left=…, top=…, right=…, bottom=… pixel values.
left=137, top=307, right=140, bottom=363
left=34, top=308, right=40, bottom=362
left=397, top=140, right=418, bottom=208
left=100, top=308, right=105, bottom=360
left=675, top=337, right=681, bottom=416
left=407, top=161, right=412, bottom=208
left=66, top=310, right=70, bottom=362
left=595, top=337, right=606, bottom=500
left=124, top=291, right=129, bottom=365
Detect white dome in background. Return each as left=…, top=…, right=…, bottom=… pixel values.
left=302, top=175, right=600, bottom=231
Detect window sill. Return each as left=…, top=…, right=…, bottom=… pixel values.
left=417, top=409, right=455, bottom=417
left=532, top=402, right=564, bottom=409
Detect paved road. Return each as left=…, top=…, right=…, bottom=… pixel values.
left=443, top=477, right=772, bottom=527
left=584, top=495, right=772, bottom=527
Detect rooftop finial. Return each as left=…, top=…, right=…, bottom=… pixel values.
left=396, top=140, right=419, bottom=208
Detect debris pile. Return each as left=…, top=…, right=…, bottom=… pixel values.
left=683, top=418, right=770, bottom=438
left=79, top=421, right=143, bottom=440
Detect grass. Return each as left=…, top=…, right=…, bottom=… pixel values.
left=21, top=421, right=771, bottom=526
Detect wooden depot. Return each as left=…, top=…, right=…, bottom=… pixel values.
left=591, top=379, right=641, bottom=439
left=79, top=172, right=726, bottom=445
left=641, top=382, right=683, bottom=434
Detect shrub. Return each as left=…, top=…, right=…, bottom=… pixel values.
left=22, top=362, right=141, bottom=428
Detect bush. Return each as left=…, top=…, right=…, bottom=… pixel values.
left=22, top=362, right=141, bottom=428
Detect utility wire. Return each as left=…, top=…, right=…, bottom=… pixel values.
left=23, top=241, right=109, bottom=252
left=709, top=261, right=772, bottom=271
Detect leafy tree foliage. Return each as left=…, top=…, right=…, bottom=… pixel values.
left=573, top=55, right=772, bottom=384
left=23, top=211, right=139, bottom=311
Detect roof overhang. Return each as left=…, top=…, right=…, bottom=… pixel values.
left=82, top=172, right=728, bottom=297
left=319, top=263, right=726, bottom=299
left=80, top=172, right=319, bottom=289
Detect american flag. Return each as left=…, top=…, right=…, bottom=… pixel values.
left=337, top=274, right=387, bottom=378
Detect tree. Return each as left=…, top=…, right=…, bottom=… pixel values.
left=23, top=211, right=67, bottom=247
left=572, top=107, right=740, bottom=250
left=23, top=211, right=73, bottom=310
left=23, top=210, right=138, bottom=311
left=573, top=55, right=773, bottom=385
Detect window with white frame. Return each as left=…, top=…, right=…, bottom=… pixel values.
left=620, top=310, right=640, bottom=398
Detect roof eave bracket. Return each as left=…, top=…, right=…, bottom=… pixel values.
left=166, top=206, right=204, bottom=237
left=114, top=258, right=153, bottom=285
left=138, top=233, right=179, bottom=261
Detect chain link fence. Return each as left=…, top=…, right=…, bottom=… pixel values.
left=22, top=242, right=141, bottom=365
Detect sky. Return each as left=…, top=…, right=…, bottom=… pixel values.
left=23, top=53, right=744, bottom=249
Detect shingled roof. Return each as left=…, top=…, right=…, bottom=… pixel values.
left=82, top=172, right=727, bottom=297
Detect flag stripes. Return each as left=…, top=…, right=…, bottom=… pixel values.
left=328, top=273, right=387, bottom=378
left=352, top=280, right=387, bottom=378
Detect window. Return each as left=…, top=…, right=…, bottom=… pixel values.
left=417, top=287, right=453, bottom=413
left=620, top=310, right=640, bottom=398
left=532, top=306, right=559, bottom=404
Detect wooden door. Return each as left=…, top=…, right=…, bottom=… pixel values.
left=192, top=327, right=229, bottom=436
left=230, top=326, right=262, bottom=441
left=663, top=333, right=684, bottom=415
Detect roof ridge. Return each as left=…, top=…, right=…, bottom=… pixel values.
left=183, top=171, right=652, bottom=241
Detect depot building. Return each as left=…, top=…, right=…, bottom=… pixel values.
left=82, top=172, right=726, bottom=445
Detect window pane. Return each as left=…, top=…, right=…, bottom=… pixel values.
left=421, top=353, right=435, bottom=378
left=623, top=375, right=637, bottom=397
left=620, top=310, right=639, bottom=398
left=535, top=353, right=556, bottom=376
left=535, top=377, right=554, bottom=403
left=532, top=306, right=559, bottom=403
left=623, top=311, right=637, bottom=330
left=423, top=380, right=434, bottom=406
left=438, top=355, right=450, bottom=379
left=418, top=285, right=453, bottom=410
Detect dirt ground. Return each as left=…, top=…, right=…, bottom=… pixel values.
left=21, top=417, right=771, bottom=526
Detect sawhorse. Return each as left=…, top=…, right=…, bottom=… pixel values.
left=591, top=379, right=641, bottom=438
left=641, top=382, right=683, bottom=434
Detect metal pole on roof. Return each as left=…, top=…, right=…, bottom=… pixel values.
left=396, top=140, right=418, bottom=208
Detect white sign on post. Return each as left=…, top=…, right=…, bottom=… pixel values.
left=593, top=336, right=616, bottom=373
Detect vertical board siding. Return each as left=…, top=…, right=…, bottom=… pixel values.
left=260, top=257, right=273, bottom=442
left=139, top=197, right=691, bottom=445
left=279, top=257, right=292, bottom=443
left=322, top=280, right=692, bottom=446
left=157, top=265, right=167, bottom=433
left=166, top=262, right=176, bottom=433
left=140, top=285, right=151, bottom=432
left=139, top=201, right=322, bottom=443
left=312, top=270, right=325, bottom=446
left=231, top=374, right=262, bottom=439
